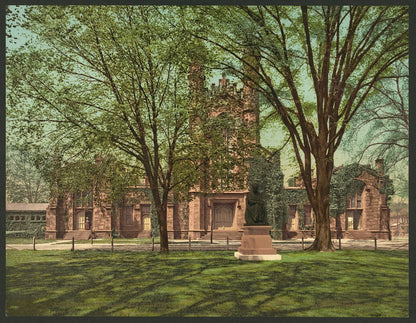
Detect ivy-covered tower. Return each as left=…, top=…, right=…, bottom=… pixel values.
left=186, top=48, right=260, bottom=240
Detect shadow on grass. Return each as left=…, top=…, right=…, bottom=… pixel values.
left=6, top=249, right=408, bottom=317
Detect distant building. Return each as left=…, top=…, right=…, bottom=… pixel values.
left=6, top=203, right=48, bottom=222
left=283, top=159, right=391, bottom=240
left=6, top=203, right=48, bottom=238
left=45, top=159, right=391, bottom=241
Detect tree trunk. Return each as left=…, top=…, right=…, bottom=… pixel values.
left=306, top=205, right=335, bottom=251
left=158, top=213, right=169, bottom=253
left=155, top=200, right=169, bottom=253
left=306, top=156, right=335, bottom=251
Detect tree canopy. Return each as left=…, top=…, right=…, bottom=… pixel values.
left=6, top=144, right=50, bottom=203
left=342, top=61, right=408, bottom=199
left=7, top=6, right=205, bottom=252
left=7, top=5, right=408, bottom=252
left=186, top=5, right=408, bottom=250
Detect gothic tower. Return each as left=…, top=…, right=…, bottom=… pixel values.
left=186, top=47, right=260, bottom=240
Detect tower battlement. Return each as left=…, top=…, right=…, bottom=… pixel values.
left=209, top=73, right=244, bottom=99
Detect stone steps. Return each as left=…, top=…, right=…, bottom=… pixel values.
left=200, top=230, right=242, bottom=241
left=63, top=230, right=91, bottom=240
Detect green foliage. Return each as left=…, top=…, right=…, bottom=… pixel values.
left=186, top=6, right=407, bottom=249
left=330, top=163, right=394, bottom=217
left=204, top=112, right=252, bottom=191
left=6, top=215, right=45, bottom=239
left=285, top=188, right=308, bottom=205
left=8, top=6, right=189, bottom=161
left=380, top=175, right=395, bottom=203
left=285, top=188, right=309, bottom=228
left=7, top=5, right=408, bottom=251
left=247, top=153, right=287, bottom=236
left=6, top=6, right=209, bottom=251
left=342, top=62, right=408, bottom=200
left=330, top=164, right=367, bottom=218
left=39, top=152, right=142, bottom=207
left=6, top=145, right=50, bottom=203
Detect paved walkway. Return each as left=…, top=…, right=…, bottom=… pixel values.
left=6, top=238, right=409, bottom=251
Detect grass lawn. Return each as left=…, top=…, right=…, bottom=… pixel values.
left=6, top=249, right=408, bottom=317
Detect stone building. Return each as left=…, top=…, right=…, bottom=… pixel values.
left=332, top=159, right=391, bottom=240
left=6, top=203, right=48, bottom=238
left=45, top=63, right=391, bottom=241
left=282, top=159, right=391, bottom=240
left=45, top=184, right=175, bottom=240
left=186, top=69, right=259, bottom=240
left=45, top=158, right=392, bottom=240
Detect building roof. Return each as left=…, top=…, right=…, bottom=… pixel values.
left=6, top=203, right=49, bottom=212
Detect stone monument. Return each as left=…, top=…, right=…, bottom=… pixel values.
left=235, top=184, right=281, bottom=261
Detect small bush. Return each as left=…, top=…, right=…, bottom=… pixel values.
left=111, top=229, right=120, bottom=238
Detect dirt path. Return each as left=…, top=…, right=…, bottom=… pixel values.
left=6, top=239, right=408, bottom=251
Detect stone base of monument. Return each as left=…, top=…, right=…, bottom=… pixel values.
left=234, top=225, right=281, bottom=261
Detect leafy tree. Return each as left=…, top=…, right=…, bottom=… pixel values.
left=342, top=61, right=408, bottom=201
left=7, top=6, right=203, bottom=252
left=189, top=5, right=408, bottom=250
left=199, top=105, right=255, bottom=192
left=344, top=62, right=408, bottom=171
left=6, top=145, right=50, bottom=203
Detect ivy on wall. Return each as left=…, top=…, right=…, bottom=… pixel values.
left=6, top=213, right=45, bottom=239
left=285, top=188, right=309, bottom=229
left=330, top=163, right=394, bottom=218
left=278, top=162, right=394, bottom=230
left=380, top=176, right=395, bottom=203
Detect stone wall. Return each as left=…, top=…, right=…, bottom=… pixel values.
left=327, top=168, right=390, bottom=240
left=188, top=191, right=202, bottom=239
left=173, top=202, right=189, bottom=239
left=92, top=205, right=112, bottom=238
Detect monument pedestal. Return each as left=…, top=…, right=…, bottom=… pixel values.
left=234, top=226, right=281, bottom=261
